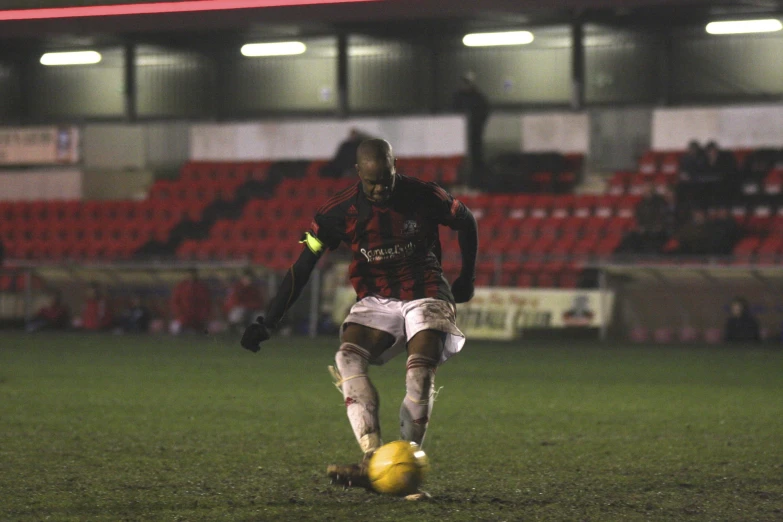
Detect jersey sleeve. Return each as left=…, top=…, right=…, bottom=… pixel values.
left=302, top=211, right=344, bottom=255
left=425, top=182, right=469, bottom=229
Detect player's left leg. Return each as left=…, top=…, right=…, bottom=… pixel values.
left=400, top=330, right=442, bottom=446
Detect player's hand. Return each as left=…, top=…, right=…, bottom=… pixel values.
left=240, top=317, right=271, bottom=353
left=451, top=274, right=475, bottom=303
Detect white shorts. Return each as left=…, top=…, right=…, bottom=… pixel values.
left=340, top=296, right=466, bottom=366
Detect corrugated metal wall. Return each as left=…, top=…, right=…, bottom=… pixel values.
left=28, top=47, right=125, bottom=120
left=670, top=29, right=783, bottom=102
left=221, top=37, right=337, bottom=116
left=436, top=27, right=572, bottom=108
left=2, top=27, right=783, bottom=123
left=0, top=63, right=20, bottom=121
left=585, top=28, right=659, bottom=104
left=136, top=47, right=215, bottom=119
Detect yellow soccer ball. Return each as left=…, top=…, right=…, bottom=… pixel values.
left=367, top=441, right=429, bottom=496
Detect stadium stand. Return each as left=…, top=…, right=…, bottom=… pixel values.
left=2, top=146, right=783, bottom=288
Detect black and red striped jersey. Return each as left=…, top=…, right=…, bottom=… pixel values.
left=309, top=174, right=468, bottom=302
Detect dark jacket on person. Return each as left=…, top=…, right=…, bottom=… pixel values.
left=452, top=87, right=490, bottom=128
left=724, top=313, right=761, bottom=342
left=635, top=194, right=672, bottom=234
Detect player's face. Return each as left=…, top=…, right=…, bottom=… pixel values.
left=358, top=157, right=396, bottom=205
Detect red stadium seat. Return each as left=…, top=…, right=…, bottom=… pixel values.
left=507, top=194, right=533, bottom=219
left=659, top=151, right=682, bottom=176
left=756, top=238, right=782, bottom=264
left=638, top=150, right=658, bottom=175
left=732, top=236, right=761, bottom=264
left=764, top=169, right=782, bottom=195
left=560, top=216, right=585, bottom=238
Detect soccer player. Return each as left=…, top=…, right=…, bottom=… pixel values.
left=241, top=139, right=478, bottom=497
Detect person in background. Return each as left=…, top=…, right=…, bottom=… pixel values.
left=170, top=268, right=212, bottom=334
left=224, top=270, right=265, bottom=333
left=320, top=128, right=373, bottom=179
left=705, top=207, right=741, bottom=255
left=678, top=140, right=706, bottom=178
left=703, top=141, right=738, bottom=208
left=617, top=181, right=674, bottom=255
left=82, top=283, right=113, bottom=331
left=667, top=208, right=712, bottom=256
left=117, top=294, right=152, bottom=334
left=724, top=297, right=761, bottom=343
left=452, top=71, right=490, bottom=187
left=26, top=291, right=70, bottom=332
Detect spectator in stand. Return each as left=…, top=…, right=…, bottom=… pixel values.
left=81, top=283, right=113, bottom=331
left=678, top=140, right=707, bottom=180
left=740, top=148, right=778, bottom=184
left=117, top=294, right=152, bottom=334
left=224, top=270, right=265, bottom=333
left=705, top=207, right=741, bottom=255
left=667, top=208, right=712, bottom=256
left=676, top=140, right=707, bottom=223
left=617, top=181, right=674, bottom=255
left=26, top=291, right=70, bottom=332
left=452, top=71, right=490, bottom=187
left=170, top=269, right=212, bottom=334
left=723, top=297, right=761, bottom=343
left=320, top=128, right=374, bottom=179
left=703, top=141, right=738, bottom=207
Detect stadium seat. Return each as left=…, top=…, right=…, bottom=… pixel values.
left=594, top=195, right=617, bottom=218
left=733, top=236, right=762, bottom=264
left=529, top=195, right=554, bottom=218
left=638, top=150, right=658, bottom=175
left=764, top=169, right=782, bottom=195
left=550, top=195, right=574, bottom=218
left=659, top=151, right=682, bottom=176
left=606, top=172, right=630, bottom=196
left=756, top=238, right=782, bottom=264
left=572, top=195, right=596, bottom=218
left=507, top=194, right=532, bottom=219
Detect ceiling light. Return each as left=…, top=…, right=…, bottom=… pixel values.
left=241, top=41, right=306, bottom=57
left=706, top=19, right=782, bottom=35
left=40, top=51, right=102, bottom=66
left=462, top=31, right=534, bottom=47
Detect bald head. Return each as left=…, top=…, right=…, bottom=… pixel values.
left=356, top=139, right=396, bottom=205
left=356, top=139, right=393, bottom=166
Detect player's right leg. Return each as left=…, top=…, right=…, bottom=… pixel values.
left=327, top=323, right=394, bottom=490
left=334, top=323, right=393, bottom=456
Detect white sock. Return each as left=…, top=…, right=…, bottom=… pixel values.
left=399, top=354, right=437, bottom=445
left=334, top=343, right=381, bottom=455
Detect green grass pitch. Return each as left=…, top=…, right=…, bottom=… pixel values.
left=1, top=332, right=782, bottom=521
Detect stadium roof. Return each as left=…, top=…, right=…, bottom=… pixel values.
left=0, top=0, right=780, bottom=42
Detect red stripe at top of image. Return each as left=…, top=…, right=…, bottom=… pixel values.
left=0, top=0, right=383, bottom=21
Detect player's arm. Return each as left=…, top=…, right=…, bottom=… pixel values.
left=240, top=233, right=324, bottom=352
left=425, top=180, right=479, bottom=303
left=450, top=205, right=478, bottom=303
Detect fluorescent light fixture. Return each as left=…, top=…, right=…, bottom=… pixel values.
left=241, top=41, right=307, bottom=57
left=706, top=19, right=782, bottom=35
left=462, top=31, right=534, bottom=47
left=40, top=51, right=102, bottom=66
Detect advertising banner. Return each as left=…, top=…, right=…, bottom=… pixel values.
left=0, top=126, right=80, bottom=165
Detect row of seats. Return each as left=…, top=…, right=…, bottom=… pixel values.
left=732, top=236, right=783, bottom=264
left=0, top=199, right=209, bottom=225
left=607, top=168, right=783, bottom=196
left=636, top=148, right=761, bottom=176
